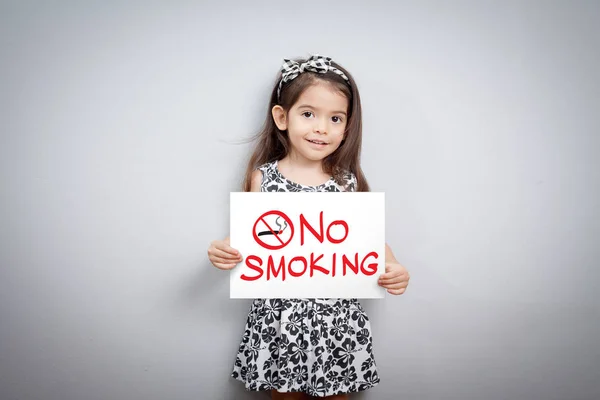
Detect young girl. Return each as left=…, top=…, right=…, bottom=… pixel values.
left=207, top=55, right=410, bottom=399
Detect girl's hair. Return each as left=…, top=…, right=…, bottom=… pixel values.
left=241, top=57, right=370, bottom=192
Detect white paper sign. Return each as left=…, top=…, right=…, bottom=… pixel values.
left=230, top=192, right=385, bottom=299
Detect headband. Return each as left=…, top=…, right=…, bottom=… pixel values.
left=277, top=54, right=350, bottom=101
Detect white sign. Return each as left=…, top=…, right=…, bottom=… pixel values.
left=230, top=192, right=385, bottom=299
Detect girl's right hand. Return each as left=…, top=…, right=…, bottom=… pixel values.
left=207, top=237, right=243, bottom=270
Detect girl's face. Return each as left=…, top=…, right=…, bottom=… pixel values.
left=272, top=81, right=349, bottom=163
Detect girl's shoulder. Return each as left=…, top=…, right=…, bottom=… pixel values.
left=257, top=160, right=276, bottom=174
left=247, top=161, right=278, bottom=192
left=255, top=161, right=277, bottom=184
left=338, top=169, right=358, bottom=192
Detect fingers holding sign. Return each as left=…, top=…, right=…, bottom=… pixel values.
left=378, top=262, right=410, bottom=295
left=208, top=237, right=243, bottom=270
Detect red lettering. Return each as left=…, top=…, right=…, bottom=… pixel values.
left=342, top=253, right=359, bottom=276
left=309, top=253, right=328, bottom=277
left=267, top=255, right=286, bottom=281
left=300, top=212, right=324, bottom=245
left=326, top=220, right=349, bottom=244
left=242, top=251, right=378, bottom=281
left=288, top=256, right=308, bottom=277
left=241, top=255, right=263, bottom=281
left=360, top=252, right=379, bottom=276
left=332, top=253, right=336, bottom=276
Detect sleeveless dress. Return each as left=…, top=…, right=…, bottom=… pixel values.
left=231, top=160, right=380, bottom=397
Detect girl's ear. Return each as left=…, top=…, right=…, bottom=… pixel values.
left=271, top=105, right=287, bottom=131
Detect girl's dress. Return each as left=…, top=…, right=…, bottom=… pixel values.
left=231, top=160, right=380, bottom=397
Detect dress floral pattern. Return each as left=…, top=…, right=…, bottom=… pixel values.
left=231, top=161, right=379, bottom=397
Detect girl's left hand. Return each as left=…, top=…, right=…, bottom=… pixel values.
left=378, top=262, right=410, bottom=295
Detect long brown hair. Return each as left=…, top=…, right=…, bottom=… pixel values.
left=241, top=57, right=370, bottom=192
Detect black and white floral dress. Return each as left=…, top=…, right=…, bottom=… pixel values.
left=231, top=160, right=380, bottom=397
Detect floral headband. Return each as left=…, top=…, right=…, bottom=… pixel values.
left=277, top=54, right=350, bottom=101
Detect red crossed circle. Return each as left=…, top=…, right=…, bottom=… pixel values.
left=252, top=210, right=294, bottom=250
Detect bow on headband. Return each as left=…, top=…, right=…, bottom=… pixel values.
left=277, top=55, right=350, bottom=101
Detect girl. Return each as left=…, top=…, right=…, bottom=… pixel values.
left=207, top=55, right=410, bottom=399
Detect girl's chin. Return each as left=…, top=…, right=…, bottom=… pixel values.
left=290, top=151, right=330, bottom=163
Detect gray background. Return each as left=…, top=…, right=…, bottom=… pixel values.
left=1, top=1, right=599, bottom=399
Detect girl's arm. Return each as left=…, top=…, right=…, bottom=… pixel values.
left=378, top=243, right=410, bottom=295
left=249, top=170, right=262, bottom=192
left=207, top=236, right=241, bottom=270
left=385, top=243, right=399, bottom=263
left=206, top=170, right=262, bottom=270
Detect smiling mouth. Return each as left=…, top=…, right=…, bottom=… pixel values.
left=306, top=139, right=328, bottom=145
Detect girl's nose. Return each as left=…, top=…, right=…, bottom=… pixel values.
left=314, top=118, right=327, bottom=134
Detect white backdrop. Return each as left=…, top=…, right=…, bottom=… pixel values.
left=1, top=1, right=599, bottom=399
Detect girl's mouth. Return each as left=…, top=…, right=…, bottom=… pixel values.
left=306, top=139, right=328, bottom=145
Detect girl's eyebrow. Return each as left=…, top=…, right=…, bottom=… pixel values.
left=297, top=104, right=347, bottom=116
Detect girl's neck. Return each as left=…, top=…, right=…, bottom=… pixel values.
left=278, top=154, right=331, bottom=186
left=279, top=154, right=324, bottom=174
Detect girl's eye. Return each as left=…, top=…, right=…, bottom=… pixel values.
left=302, top=111, right=314, bottom=118
left=332, top=116, right=343, bottom=123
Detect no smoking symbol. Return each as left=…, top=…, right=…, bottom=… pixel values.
left=252, top=210, right=295, bottom=250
